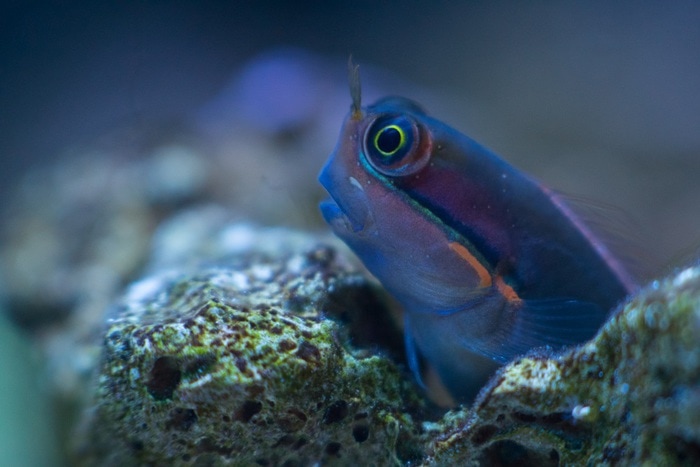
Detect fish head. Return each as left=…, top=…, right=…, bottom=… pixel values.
left=319, top=97, right=491, bottom=311
left=319, top=97, right=431, bottom=233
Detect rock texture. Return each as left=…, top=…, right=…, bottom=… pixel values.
left=425, top=265, right=700, bottom=466
left=74, top=220, right=425, bottom=466
left=74, top=209, right=700, bottom=465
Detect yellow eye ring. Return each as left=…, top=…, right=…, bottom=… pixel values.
left=373, top=124, right=406, bottom=156
left=363, top=113, right=431, bottom=177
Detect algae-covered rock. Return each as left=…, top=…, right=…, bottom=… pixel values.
left=75, top=218, right=425, bottom=466
left=73, top=206, right=700, bottom=465
left=62, top=202, right=700, bottom=465
left=424, top=265, right=700, bottom=466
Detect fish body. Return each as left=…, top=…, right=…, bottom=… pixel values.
left=319, top=95, right=636, bottom=402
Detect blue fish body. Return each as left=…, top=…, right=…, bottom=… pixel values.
left=319, top=94, right=636, bottom=402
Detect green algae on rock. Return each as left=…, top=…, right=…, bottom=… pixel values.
left=75, top=221, right=425, bottom=466
left=424, top=265, right=700, bottom=466
left=72, top=208, right=700, bottom=465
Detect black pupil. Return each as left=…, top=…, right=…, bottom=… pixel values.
left=377, top=127, right=401, bottom=154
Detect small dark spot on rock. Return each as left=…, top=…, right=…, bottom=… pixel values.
left=323, top=400, right=348, bottom=424
left=270, top=325, right=284, bottom=335
left=248, top=385, right=265, bottom=397
left=673, top=437, right=700, bottom=462
left=273, top=434, right=296, bottom=447
left=235, top=400, right=263, bottom=422
left=354, top=412, right=368, bottom=420
left=111, top=337, right=132, bottom=361
left=130, top=439, right=144, bottom=451
left=235, top=357, right=248, bottom=373
left=513, top=411, right=537, bottom=423
left=586, top=365, right=604, bottom=379
left=295, top=341, right=321, bottom=364
left=182, top=453, right=191, bottom=462
left=222, top=414, right=231, bottom=423
left=147, top=356, right=181, bottom=400
left=255, top=459, right=270, bottom=466
left=107, top=329, right=122, bottom=342
left=182, top=354, right=216, bottom=378
left=352, top=423, right=369, bottom=442
left=195, top=437, right=233, bottom=456
left=277, top=339, right=297, bottom=352
left=472, top=424, right=498, bottom=446
left=602, top=445, right=626, bottom=462
left=479, top=439, right=557, bottom=467
left=166, top=407, right=198, bottom=431
left=288, top=408, right=307, bottom=422
left=480, top=440, right=528, bottom=466
left=541, top=412, right=567, bottom=424
left=278, top=411, right=306, bottom=432
left=325, top=441, right=342, bottom=457
left=549, top=449, right=560, bottom=462
left=293, top=437, right=307, bottom=450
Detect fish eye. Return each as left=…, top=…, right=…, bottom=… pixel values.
left=374, top=124, right=406, bottom=156
left=363, top=115, right=432, bottom=177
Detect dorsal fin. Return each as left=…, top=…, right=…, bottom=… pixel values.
left=546, top=189, right=651, bottom=291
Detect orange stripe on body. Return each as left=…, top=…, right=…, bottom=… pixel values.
left=448, top=242, right=492, bottom=288
left=494, top=275, right=522, bottom=303
left=448, top=242, right=522, bottom=304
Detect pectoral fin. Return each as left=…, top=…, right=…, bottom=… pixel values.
left=470, top=298, right=610, bottom=362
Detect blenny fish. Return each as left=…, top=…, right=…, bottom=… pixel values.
left=319, top=64, right=637, bottom=402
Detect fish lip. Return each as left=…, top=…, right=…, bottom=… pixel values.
left=318, top=166, right=370, bottom=234
left=319, top=193, right=367, bottom=233
left=319, top=197, right=362, bottom=233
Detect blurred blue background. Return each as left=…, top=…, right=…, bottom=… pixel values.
left=2, top=1, right=699, bottom=265
left=1, top=2, right=700, bottom=464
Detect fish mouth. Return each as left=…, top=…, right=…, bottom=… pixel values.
left=319, top=190, right=370, bottom=234
left=318, top=166, right=371, bottom=234
left=319, top=197, right=363, bottom=233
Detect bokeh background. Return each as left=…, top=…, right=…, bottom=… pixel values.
left=1, top=2, right=700, bottom=464
left=3, top=2, right=699, bottom=264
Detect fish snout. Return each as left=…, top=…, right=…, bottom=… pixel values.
left=318, top=159, right=372, bottom=234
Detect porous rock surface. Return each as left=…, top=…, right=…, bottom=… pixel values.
left=424, top=265, right=700, bottom=465
left=76, top=209, right=700, bottom=465
left=74, top=216, right=425, bottom=466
